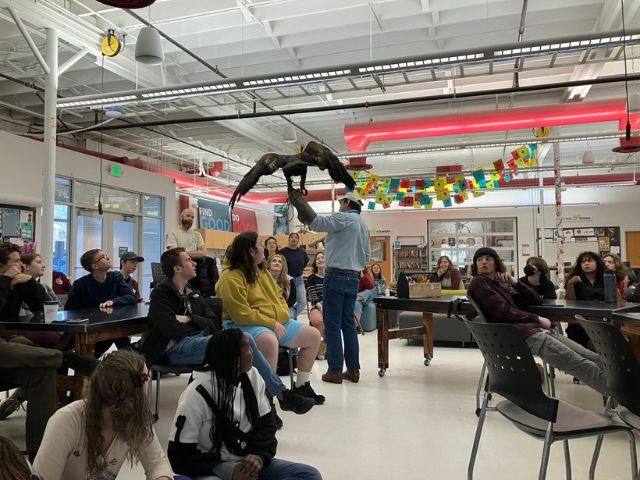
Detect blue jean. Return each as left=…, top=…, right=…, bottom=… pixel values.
left=323, top=271, right=360, bottom=372
left=166, top=333, right=286, bottom=397
left=354, top=288, right=376, bottom=315
left=292, top=275, right=307, bottom=319
left=206, top=458, right=322, bottom=480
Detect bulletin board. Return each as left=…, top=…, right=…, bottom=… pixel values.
left=0, top=204, right=36, bottom=246
left=541, top=226, right=621, bottom=257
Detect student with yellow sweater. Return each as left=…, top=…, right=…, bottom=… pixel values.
left=217, top=232, right=325, bottom=406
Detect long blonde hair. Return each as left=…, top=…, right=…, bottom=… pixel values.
left=0, top=436, right=31, bottom=480
left=267, top=254, right=291, bottom=299
left=85, top=350, right=153, bottom=479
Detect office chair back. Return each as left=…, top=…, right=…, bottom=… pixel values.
left=150, top=262, right=167, bottom=288
left=464, top=320, right=559, bottom=423
left=577, top=316, right=640, bottom=416
left=466, top=296, right=488, bottom=323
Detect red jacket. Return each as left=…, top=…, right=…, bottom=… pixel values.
left=359, top=271, right=375, bottom=291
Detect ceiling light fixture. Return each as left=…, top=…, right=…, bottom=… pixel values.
left=135, top=26, right=164, bottom=65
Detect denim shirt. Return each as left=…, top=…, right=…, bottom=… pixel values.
left=310, top=210, right=370, bottom=272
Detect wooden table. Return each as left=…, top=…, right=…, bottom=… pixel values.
left=373, top=295, right=468, bottom=377
left=0, top=304, right=149, bottom=396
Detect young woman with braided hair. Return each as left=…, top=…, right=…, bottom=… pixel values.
left=169, top=329, right=322, bottom=480
left=33, top=350, right=172, bottom=480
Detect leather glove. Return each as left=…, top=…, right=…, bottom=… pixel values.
left=288, top=189, right=317, bottom=225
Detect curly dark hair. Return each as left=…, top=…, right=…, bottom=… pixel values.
left=85, top=350, right=153, bottom=479
left=225, top=231, right=265, bottom=283
left=566, top=251, right=605, bottom=283
left=470, top=254, right=506, bottom=276
left=0, top=242, right=21, bottom=266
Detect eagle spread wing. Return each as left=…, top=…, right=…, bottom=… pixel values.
left=229, top=153, right=281, bottom=209
left=303, top=141, right=356, bottom=191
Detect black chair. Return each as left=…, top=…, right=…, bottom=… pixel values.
left=577, top=316, right=640, bottom=479
left=466, top=296, right=556, bottom=416
left=465, top=320, right=637, bottom=480
left=150, top=262, right=166, bottom=289
left=147, top=297, right=223, bottom=422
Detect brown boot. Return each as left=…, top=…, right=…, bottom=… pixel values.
left=321, top=370, right=343, bottom=384
left=342, top=369, right=360, bottom=383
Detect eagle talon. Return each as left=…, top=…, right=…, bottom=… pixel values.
left=300, top=188, right=308, bottom=196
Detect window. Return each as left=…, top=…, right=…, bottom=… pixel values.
left=142, top=217, right=163, bottom=290
left=75, top=182, right=141, bottom=213
left=143, top=195, right=162, bottom=217
left=53, top=204, right=70, bottom=274
left=55, top=177, right=72, bottom=203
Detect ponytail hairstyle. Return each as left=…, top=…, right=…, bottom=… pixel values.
left=85, top=350, right=153, bottom=479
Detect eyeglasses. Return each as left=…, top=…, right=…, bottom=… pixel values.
left=94, top=254, right=110, bottom=263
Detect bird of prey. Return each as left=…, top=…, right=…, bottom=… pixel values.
left=229, top=141, right=356, bottom=209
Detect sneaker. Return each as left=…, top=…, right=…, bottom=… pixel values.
left=293, top=382, right=325, bottom=405
left=0, top=388, right=25, bottom=420
left=277, top=389, right=314, bottom=414
left=62, top=351, right=99, bottom=376
left=316, top=340, right=327, bottom=360
left=321, top=370, right=343, bottom=384
left=342, top=369, right=360, bottom=383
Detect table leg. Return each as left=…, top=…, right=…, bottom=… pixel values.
left=72, top=333, right=95, bottom=399
left=377, top=307, right=389, bottom=376
left=422, top=311, right=433, bottom=366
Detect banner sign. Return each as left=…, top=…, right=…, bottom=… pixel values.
left=197, top=199, right=232, bottom=231
left=232, top=206, right=258, bottom=233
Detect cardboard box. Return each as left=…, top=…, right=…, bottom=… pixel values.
left=408, top=282, right=441, bottom=298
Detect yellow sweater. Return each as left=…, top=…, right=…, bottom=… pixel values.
left=216, top=267, right=290, bottom=329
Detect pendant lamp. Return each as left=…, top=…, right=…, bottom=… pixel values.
left=135, top=26, right=164, bottom=65
left=283, top=124, right=297, bottom=143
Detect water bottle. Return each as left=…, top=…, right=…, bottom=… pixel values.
left=603, top=270, right=617, bottom=303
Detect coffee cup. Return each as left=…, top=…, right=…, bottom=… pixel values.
left=44, top=301, right=59, bottom=323
left=384, top=288, right=390, bottom=297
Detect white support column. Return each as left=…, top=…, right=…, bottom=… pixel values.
left=41, top=28, right=58, bottom=287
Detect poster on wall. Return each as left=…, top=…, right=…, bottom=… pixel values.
left=197, top=199, right=232, bottom=231
left=231, top=207, right=258, bottom=233
left=544, top=225, right=620, bottom=255
left=273, top=204, right=290, bottom=235
left=0, top=205, right=35, bottom=244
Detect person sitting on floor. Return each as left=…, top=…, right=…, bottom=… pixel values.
left=168, top=329, right=323, bottom=480
left=33, top=350, right=172, bottom=480
left=519, top=256, right=557, bottom=299
left=216, top=232, right=324, bottom=406
left=0, top=338, right=97, bottom=460
left=119, top=251, right=145, bottom=303
left=141, top=247, right=314, bottom=419
left=0, top=435, right=33, bottom=480
left=266, top=254, right=297, bottom=319
left=0, top=242, right=45, bottom=319
left=430, top=255, right=463, bottom=290
left=467, top=247, right=606, bottom=393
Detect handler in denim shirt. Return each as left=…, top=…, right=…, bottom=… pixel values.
left=288, top=190, right=370, bottom=385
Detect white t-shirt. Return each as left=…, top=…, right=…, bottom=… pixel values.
left=166, top=228, right=205, bottom=253
left=33, top=400, right=172, bottom=480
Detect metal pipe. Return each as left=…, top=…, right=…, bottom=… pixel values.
left=58, top=47, right=90, bottom=75
left=41, top=27, right=57, bottom=287
left=8, top=6, right=50, bottom=75
left=63, top=73, right=640, bottom=134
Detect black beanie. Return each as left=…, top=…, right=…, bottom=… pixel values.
left=473, top=247, right=499, bottom=264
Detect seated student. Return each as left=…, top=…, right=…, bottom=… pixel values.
left=519, top=256, right=557, bottom=299
left=168, top=329, right=322, bottom=480
left=602, top=253, right=629, bottom=300
left=430, top=255, right=463, bottom=289
left=467, top=247, right=605, bottom=393
left=141, top=247, right=314, bottom=416
left=66, top=249, right=135, bottom=356
left=263, top=236, right=279, bottom=259
left=33, top=350, right=172, bottom=480
left=306, top=253, right=326, bottom=358
left=0, top=435, right=33, bottom=480
left=0, top=242, right=45, bottom=319
left=371, top=262, right=387, bottom=296
left=0, top=338, right=97, bottom=461
left=65, top=249, right=137, bottom=310
left=353, top=266, right=375, bottom=334
left=120, top=251, right=145, bottom=302
left=266, top=254, right=297, bottom=320
left=564, top=251, right=620, bottom=349
left=217, top=232, right=324, bottom=406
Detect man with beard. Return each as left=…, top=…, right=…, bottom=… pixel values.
left=166, top=208, right=207, bottom=257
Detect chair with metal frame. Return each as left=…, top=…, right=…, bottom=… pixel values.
left=465, top=320, right=637, bottom=480
left=577, top=315, right=640, bottom=480
left=150, top=262, right=167, bottom=289
left=466, top=295, right=556, bottom=416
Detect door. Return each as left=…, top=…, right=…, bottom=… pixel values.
left=370, top=235, right=391, bottom=283
left=74, top=211, right=139, bottom=282
left=626, top=231, right=640, bottom=268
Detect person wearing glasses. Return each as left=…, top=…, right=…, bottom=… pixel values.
left=65, top=249, right=137, bottom=310
left=33, top=350, right=172, bottom=480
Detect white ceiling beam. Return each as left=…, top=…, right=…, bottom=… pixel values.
left=421, top=0, right=431, bottom=11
